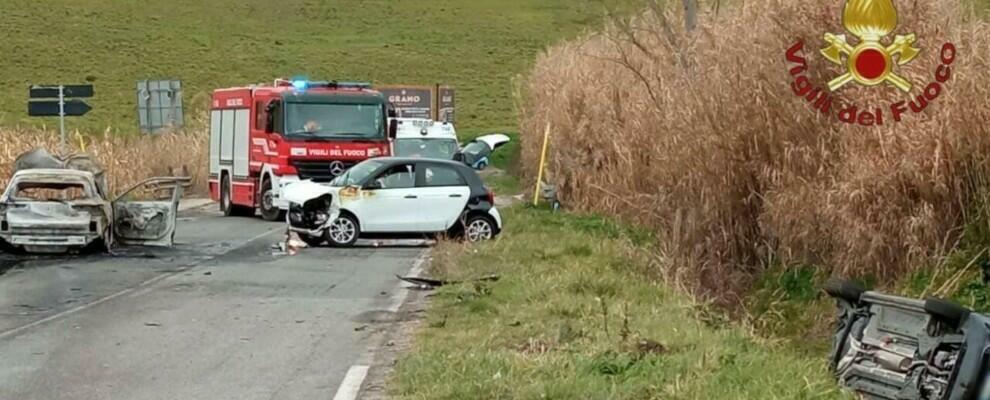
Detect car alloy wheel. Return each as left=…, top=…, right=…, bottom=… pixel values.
left=465, top=217, right=494, bottom=242
left=327, top=216, right=358, bottom=246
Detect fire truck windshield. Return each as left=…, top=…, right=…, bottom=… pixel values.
left=284, top=102, right=384, bottom=140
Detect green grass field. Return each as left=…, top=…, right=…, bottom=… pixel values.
left=392, top=207, right=850, bottom=399
left=0, top=0, right=640, bottom=139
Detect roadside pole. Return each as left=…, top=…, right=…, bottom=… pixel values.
left=58, top=85, right=66, bottom=154
left=533, top=122, right=551, bottom=206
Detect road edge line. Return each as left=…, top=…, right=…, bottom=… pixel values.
left=332, top=365, right=371, bottom=400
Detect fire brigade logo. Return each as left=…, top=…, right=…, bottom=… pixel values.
left=329, top=161, right=346, bottom=176
left=785, top=0, right=957, bottom=125
left=820, top=0, right=920, bottom=92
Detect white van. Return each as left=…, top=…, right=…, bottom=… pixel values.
left=390, top=118, right=460, bottom=160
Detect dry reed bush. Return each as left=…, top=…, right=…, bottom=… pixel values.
left=0, top=128, right=209, bottom=195
left=519, top=0, right=990, bottom=302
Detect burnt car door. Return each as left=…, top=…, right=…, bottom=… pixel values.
left=111, top=177, right=190, bottom=246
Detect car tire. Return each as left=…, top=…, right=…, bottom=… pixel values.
left=925, top=297, right=971, bottom=330
left=324, top=214, right=359, bottom=247
left=220, top=175, right=253, bottom=217
left=464, top=214, right=496, bottom=242
left=259, top=178, right=285, bottom=222
left=220, top=175, right=234, bottom=216
left=0, top=238, right=22, bottom=255
left=824, top=278, right=866, bottom=304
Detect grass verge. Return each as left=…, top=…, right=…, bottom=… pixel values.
left=390, top=206, right=849, bottom=399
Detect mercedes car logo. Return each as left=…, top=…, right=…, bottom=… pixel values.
left=329, top=161, right=346, bottom=176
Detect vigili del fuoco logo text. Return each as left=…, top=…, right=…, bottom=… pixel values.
left=785, top=0, right=957, bottom=125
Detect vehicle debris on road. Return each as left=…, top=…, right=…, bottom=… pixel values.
left=396, top=274, right=499, bottom=290
left=0, top=149, right=191, bottom=254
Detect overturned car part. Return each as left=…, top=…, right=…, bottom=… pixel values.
left=825, top=278, right=990, bottom=400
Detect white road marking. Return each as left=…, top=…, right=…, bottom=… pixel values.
left=335, top=248, right=429, bottom=399
left=0, top=226, right=283, bottom=341
left=387, top=250, right=429, bottom=313
left=332, top=365, right=370, bottom=400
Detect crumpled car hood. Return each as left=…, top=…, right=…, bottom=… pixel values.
left=283, top=181, right=339, bottom=205
left=5, top=203, right=91, bottom=229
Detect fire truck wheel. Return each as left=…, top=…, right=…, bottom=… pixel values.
left=259, top=178, right=285, bottom=221
left=221, top=175, right=253, bottom=217
left=220, top=175, right=235, bottom=216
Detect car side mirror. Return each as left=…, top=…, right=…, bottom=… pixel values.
left=388, top=119, right=398, bottom=139
left=265, top=114, right=274, bottom=133
left=265, top=101, right=278, bottom=133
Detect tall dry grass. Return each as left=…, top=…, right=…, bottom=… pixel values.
left=0, top=128, right=208, bottom=195
left=519, top=0, right=990, bottom=301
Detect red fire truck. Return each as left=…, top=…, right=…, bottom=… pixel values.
left=208, top=79, right=397, bottom=220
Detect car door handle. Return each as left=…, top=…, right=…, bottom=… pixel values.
left=404, top=195, right=418, bottom=199
left=449, top=194, right=463, bottom=198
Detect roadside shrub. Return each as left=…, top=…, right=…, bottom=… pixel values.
left=518, top=0, right=990, bottom=302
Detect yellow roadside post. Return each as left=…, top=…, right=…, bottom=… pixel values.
left=533, top=122, right=551, bottom=206
left=76, top=131, right=87, bottom=153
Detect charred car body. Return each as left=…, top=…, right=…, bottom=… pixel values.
left=0, top=149, right=189, bottom=254
left=825, top=279, right=990, bottom=400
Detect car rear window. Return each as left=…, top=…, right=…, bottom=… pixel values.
left=14, top=182, right=92, bottom=201
left=422, top=165, right=466, bottom=187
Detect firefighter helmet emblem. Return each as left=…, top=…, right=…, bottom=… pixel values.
left=329, top=161, right=346, bottom=176
left=820, top=0, right=920, bottom=92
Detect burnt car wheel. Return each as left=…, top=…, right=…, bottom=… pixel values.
left=259, top=178, right=285, bottom=222
left=464, top=215, right=495, bottom=242
left=324, top=214, right=359, bottom=247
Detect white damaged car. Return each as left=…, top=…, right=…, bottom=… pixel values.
left=282, top=157, right=502, bottom=247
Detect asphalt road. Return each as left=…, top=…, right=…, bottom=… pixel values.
left=0, top=205, right=426, bottom=400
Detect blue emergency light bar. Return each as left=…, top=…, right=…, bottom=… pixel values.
left=285, top=79, right=372, bottom=90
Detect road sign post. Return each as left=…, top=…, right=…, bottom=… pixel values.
left=28, top=84, right=93, bottom=154
left=58, top=86, right=65, bottom=154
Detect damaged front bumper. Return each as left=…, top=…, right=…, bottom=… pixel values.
left=286, top=210, right=340, bottom=237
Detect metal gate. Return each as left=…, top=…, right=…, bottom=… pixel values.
left=137, top=80, right=184, bottom=133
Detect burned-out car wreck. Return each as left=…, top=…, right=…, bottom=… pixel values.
left=0, top=149, right=190, bottom=254
left=825, top=279, right=990, bottom=400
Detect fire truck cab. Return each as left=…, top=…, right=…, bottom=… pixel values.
left=208, top=79, right=396, bottom=220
